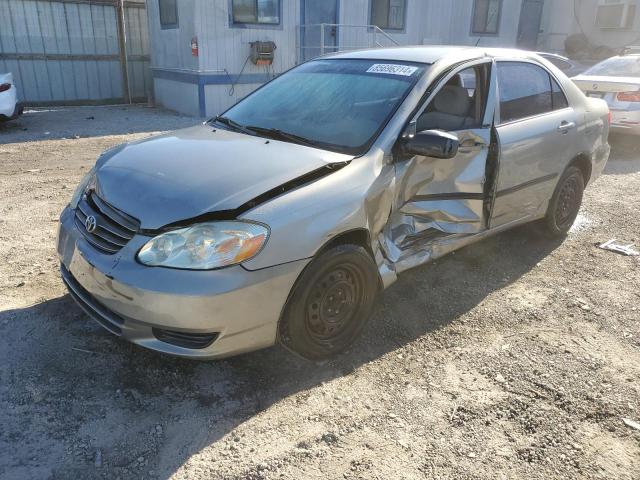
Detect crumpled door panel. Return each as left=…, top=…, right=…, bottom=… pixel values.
left=381, top=129, right=490, bottom=273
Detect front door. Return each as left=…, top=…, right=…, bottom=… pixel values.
left=387, top=60, right=498, bottom=271
left=517, top=0, right=544, bottom=49
left=301, top=0, right=339, bottom=61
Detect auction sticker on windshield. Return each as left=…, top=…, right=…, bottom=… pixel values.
left=366, top=64, right=419, bottom=76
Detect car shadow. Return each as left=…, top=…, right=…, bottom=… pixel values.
left=0, top=105, right=197, bottom=144
left=1, top=225, right=563, bottom=479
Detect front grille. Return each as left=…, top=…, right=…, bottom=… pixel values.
left=61, top=264, right=124, bottom=336
left=152, top=328, right=219, bottom=349
left=75, top=191, right=140, bottom=254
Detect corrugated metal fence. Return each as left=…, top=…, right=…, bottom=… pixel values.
left=0, top=0, right=151, bottom=105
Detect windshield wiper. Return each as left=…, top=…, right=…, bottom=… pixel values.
left=244, top=126, right=320, bottom=148
left=210, top=116, right=254, bottom=135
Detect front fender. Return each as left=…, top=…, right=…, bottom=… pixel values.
left=240, top=155, right=394, bottom=272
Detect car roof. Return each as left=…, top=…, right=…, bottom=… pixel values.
left=324, top=45, right=545, bottom=64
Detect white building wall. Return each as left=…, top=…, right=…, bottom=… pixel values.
left=196, top=0, right=300, bottom=77
left=148, top=0, right=541, bottom=117
left=448, top=0, right=524, bottom=47
left=147, top=0, right=199, bottom=71
left=154, top=78, right=199, bottom=115
left=539, top=0, right=640, bottom=54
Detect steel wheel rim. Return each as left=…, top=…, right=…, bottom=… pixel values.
left=305, top=263, right=364, bottom=344
left=555, top=176, right=579, bottom=227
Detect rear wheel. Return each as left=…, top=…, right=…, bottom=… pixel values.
left=278, top=244, right=379, bottom=361
left=541, top=166, right=585, bottom=237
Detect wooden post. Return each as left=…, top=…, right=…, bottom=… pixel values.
left=116, top=0, right=131, bottom=104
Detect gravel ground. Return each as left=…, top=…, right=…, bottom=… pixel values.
left=1, top=106, right=639, bottom=480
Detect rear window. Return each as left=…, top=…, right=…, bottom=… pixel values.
left=583, top=56, right=640, bottom=77
left=546, top=57, right=572, bottom=71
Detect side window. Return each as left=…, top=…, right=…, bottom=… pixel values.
left=416, top=64, right=489, bottom=132
left=159, top=0, right=178, bottom=29
left=551, top=77, right=569, bottom=110
left=231, top=0, right=280, bottom=25
left=497, top=62, right=553, bottom=123
left=472, top=0, right=502, bottom=34
left=370, top=0, right=407, bottom=30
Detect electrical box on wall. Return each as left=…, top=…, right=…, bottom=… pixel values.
left=249, top=41, right=276, bottom=65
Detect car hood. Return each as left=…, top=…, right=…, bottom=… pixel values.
left=94, top=124, right=352, bottom=229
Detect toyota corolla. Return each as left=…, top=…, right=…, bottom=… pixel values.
left=58, top=46, right=610, bottom=360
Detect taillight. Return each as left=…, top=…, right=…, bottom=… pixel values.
left=617, top=91, right=640, bottom=102
left=0, top=83, right=11, bottom=93
left=608, top=110, right=612, bottom=124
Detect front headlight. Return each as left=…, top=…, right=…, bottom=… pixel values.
left=69, top=168, right=96, bottom=209
left=137, top=221, right=269, bottom=270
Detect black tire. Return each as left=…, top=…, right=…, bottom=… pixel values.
left=541, top=166, right=585, bottom=237
left=278, top=244, right=380, bottom=361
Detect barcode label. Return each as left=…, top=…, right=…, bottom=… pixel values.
left=366, top=64, right=418, bottom=76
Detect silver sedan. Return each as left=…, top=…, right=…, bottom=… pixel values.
left=58, top=46, right=610, bottom=360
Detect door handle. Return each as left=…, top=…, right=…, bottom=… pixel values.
left=557, top=121, right=575, bottom=133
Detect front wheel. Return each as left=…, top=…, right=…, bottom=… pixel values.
left=278, top=244, right=380, bottom=361
left=541, top=166, right=585, bottom=237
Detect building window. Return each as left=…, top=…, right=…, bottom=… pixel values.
left=232, top=0, right=280, bottom=25
left=596, top=1, right=637, bottom=29
left=159, top=0, right=178, bottom=29
left=370, top=0, right=407, bottom=30
left=471, top=0, right=502, bottom=34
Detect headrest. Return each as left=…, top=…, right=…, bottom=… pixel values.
left=433, top=85, right=471, bottom=116
left=446, top=74, right=463, bottom=87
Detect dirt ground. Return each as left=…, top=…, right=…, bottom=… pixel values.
left=1, top=106, right=639, bottom=480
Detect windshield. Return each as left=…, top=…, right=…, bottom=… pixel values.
left=583, top=56, right=640, bottom=77
left=220, top=59, right=426, bottom=155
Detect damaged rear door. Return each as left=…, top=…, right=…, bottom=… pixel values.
left=384, top=59, right=498, bottom=271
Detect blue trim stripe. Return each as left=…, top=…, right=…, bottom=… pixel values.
left=151, top=69, right=272, bottom=85
left=152, top=69, right=200, bottom=84
left=198, top=80, right=205, bottom=118
left=151, top=69, right=273, bottom=117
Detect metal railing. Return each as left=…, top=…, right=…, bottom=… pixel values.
left=298, top=24, right=400, bottom=62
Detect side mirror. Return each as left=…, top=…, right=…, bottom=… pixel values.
left=401, top=129, right=459, bottom=159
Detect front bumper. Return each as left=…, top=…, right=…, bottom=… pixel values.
left=57, top=206, right=309, bottom=359
left=0, top=101, right=23, bottom=121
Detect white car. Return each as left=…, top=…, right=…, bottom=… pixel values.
left=572, top=50, right=640, bottom=135
left=0, top=73, right=23, bottom=122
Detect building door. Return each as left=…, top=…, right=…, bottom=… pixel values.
left=517, top=0, right=544, bottom=50
left=301, top=0, right=339, bottom=61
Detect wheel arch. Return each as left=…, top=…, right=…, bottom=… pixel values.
left=567, top=153, right=592, bottom=185
left=315, top=228, right=374, bottom=258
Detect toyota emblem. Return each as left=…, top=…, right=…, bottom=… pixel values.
left=85, top=215, right=97, bottom=233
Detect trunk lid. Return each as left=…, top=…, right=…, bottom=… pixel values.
left=572, top=75, right=640, bottom=94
